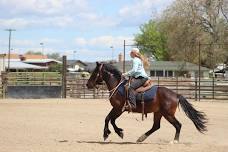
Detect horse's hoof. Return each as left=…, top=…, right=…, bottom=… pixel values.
left=103, top=136, right=108, bottom=141
left=103, top=130, right=111, bottom=141
left=117, top=131, right=124, bottom=139
left=136, top=134, right=148, bottom=143
left=169, top=140, right=179, bottom=144
left=103, top=133, right=110, bottom=141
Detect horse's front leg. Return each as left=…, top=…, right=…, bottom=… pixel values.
left=103, top=108, right=123, bottom=140
left=110, top=109, right=124, bottom=139
left=103, top=109, right=112, bottom=141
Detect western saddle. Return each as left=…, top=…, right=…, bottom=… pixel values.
left=123, top=78, right=153, bottom=120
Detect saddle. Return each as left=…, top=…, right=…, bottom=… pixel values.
left=135, top=79, right=153, bottom=93
left=123, top=78, right=154, bottom=121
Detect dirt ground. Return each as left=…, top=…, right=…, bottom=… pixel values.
left=0, top=99, right=228, bottom=152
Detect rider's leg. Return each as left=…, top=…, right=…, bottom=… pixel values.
left=128, top=77, right=148, bottom=109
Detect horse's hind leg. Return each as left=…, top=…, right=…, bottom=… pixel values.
left=164, top=115, right=182, bottom=143
left=137, top=112, right=162, bottom=142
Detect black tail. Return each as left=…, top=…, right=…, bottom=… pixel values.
left=178, top=95, right=208, bottom=133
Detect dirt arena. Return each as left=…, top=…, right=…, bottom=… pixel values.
left=0, top=99, right=228, bottom=152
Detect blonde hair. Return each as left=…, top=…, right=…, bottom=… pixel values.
left=132, top=50, right=150, bottom=69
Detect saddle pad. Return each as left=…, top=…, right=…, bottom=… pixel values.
left=117, top=80, right=158, bottom=102
left=136, top=85, right=158, bottom=102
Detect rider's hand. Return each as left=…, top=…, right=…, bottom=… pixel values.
left=122, top=73, right=128, bottom=79
left=122, top=73, right=127, bottom=77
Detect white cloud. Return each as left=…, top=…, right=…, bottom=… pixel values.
left=40, top=38, right=63, bottom=44
left=118, top=0, right=174, bottom=25
left=0, top=18, right=29, bottom=29
left=0, top=0, right=89, bottom=16
left=0, top=16, right=74, bottom=29
left=74, top=38, right=87, bottom=46
left=13, top=39, right=35, bottom=47
left=0, top=0, right=174, bottom=29
left=74, top=36, right=134, bottom=48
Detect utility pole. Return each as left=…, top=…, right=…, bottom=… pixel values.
left=123, top=40, right=126, bottom=73
left=40, top=42, right=44, bottom=58
left=5, top=29, right=16, bottom=72
left=110, top=46, right=114, bottom=61
left=73, top=51, right=77, bottom=60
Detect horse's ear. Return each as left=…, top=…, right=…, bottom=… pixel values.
left=96, top=62, right=100, bottom=66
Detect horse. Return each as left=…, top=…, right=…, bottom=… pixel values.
left=86, top=62, right=207, bottom=143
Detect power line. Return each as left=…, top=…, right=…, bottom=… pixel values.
left=5, top=29, right=16, bottom=72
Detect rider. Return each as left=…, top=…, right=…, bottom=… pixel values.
left=122, top=48, right=149, bottom=111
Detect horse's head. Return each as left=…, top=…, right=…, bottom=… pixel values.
left=86, top=62, right=104, bottom=89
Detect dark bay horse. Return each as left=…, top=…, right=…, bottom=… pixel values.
left=86, top=62, right=207, bottom=143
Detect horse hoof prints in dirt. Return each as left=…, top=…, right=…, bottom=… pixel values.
left=86, top=62, right=208, bottom=143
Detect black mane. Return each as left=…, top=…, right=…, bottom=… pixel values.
left=103, top=63, right=122, bottom=80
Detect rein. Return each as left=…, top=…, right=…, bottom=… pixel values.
left=94, top=64, right=104, bottom=83
left=108, top=78, right=125, bottom=100
left=95, top=63, right=124, bottom=100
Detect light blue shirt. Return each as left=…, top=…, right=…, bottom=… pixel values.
left=125, top=58, right=148, bottom=78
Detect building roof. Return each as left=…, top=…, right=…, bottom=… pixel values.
left=23, top=59, right=61, bottom=64
left=150, top=61, right=210, bottom=71
left=84, top=62, right=96, bottom=72
left=67, top=60, right=87, bottom=66
left=5, top=61, right=48, bottom=70
left=0, top=54, right=6, bottom=57
left=24, top=54, right=48, bottom=59
left=112, top=61, right=210, bottom=72
left=5, top=53, right=47, bottom=59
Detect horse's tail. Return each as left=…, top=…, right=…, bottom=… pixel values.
left=178, top=95, right=208, bottom=133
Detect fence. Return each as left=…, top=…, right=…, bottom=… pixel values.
left=5, top=72, right=62, bottom=98
left=154, top=77, right=228, bottom=100
left=7, top=72, right=62, bottom=86
left=67, top=77, right=109, bottom=99
left=0, top=74, right=4, bottom=98
left=66, top=77, right=228, bottom=100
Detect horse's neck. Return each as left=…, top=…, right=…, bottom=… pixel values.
left=103, top=72, right=120, bottom=91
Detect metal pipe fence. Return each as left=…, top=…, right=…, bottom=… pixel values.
left=66, top=77, right=228, bottom=100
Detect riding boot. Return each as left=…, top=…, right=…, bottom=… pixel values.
left=125, top=87, right=136, bottom=112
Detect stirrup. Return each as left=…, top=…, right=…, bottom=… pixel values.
left=123, top=104, right=133, bottom=113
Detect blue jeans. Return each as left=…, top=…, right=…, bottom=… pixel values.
left=128, top=77, right=148, bottom=108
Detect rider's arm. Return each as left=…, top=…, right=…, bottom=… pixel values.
left=123, top=58, right=138, bottom=76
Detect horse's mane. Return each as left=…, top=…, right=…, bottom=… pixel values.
left=103, top=63, right=122, bottom=80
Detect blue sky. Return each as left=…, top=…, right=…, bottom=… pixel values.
left=0, top=0, right=174, bottom=61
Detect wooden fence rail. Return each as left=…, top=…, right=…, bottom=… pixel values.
left=0, top=83, right=3, bottom=98
left=6, top=72, right=62, bottom=86
left=0, top=74, right=5, bottom=98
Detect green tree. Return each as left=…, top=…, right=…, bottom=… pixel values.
left=47, top=53, right=61, bottom=61
left=135, top=0, right=227, bottom=68
left=25, top=51, right=43, bottom=55
left=48, top=64, right=62, bottom=72
left=160, top=0, right=228, bottom=67
left=134, top=20, right=168, bottom=60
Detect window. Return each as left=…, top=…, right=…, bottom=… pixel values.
left=150, top=70, right=155, bottom=77
left=168, top=71, right=173, bottom=77
left=156, top=70, right=163, bottom=77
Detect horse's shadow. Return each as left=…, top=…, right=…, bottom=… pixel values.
left=76, top=140, right=149, bottom=145
left=75, top=140, right=194, bottom=146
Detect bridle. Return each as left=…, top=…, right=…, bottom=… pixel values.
left=93, top=63, right=104, bottom=86
left=92, top=63, right=125, bottom=99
